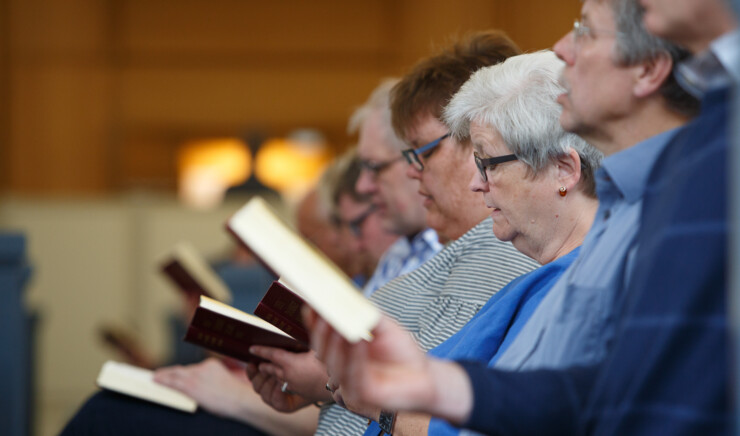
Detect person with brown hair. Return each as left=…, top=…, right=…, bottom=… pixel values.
left=248, top=30, right=540, bottom=436
left=391, top=31, right=521, bottom=243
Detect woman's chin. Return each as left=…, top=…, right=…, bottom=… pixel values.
left=491, top=226, right=513, bottom=243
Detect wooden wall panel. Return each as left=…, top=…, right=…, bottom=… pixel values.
left=390, top=0, right=499, bottom=67
left=8, top=0, right=108, bottom=57
left=119, top=68, right=390, bottom=127
left=9, top=65, right=113, bottom=193
left=493, top=0, right=581, bottom=52
left=0, top=0, right=9, bottom=191
left=119, top=0, right=392, bottom=54
left=4, top=0, right=583, bottom=195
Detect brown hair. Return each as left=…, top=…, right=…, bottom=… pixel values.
left=390, top=30, right=521, bottom=141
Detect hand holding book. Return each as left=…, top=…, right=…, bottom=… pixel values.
left=226, top=197, right=380, bottom=343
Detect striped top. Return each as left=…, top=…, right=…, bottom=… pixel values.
left=315, top=217, right=540, bottom=435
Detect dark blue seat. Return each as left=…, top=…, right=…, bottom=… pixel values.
left=0, top=233, right=34, bottom=436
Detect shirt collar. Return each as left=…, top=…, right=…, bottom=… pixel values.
left=598, top=127, right=680, bottom=204
left=675, top=29, right=740, bottom=98
left=412, top=227, right=443, bottom=251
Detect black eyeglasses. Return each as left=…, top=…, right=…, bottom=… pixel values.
left=474, top=152, right=518, bottom=182
left=359, top=156, right=403, bottom=177
left=402, top=133, right=450, bottom=171
left=347, top=204, right=377, bottom=237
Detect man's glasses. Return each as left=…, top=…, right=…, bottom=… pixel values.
left=359, top=156, right=404, bottom=177
left=402, top=133, right=450, bottom=171
left=473, top=152, right=518, bottom=182
left=347, top=204, right=377, bottom=237
left=572, top=19, right=622, bottom=45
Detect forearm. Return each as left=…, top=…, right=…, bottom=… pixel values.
left=393, top=412, right=430, bottom=436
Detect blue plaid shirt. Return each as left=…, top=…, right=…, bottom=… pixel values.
left=362, top=228, right=442, bottom=297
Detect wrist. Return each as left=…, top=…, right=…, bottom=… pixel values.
left=378, top=409, right=397, bottom=435
left=428, top=360, right=473, bottom=425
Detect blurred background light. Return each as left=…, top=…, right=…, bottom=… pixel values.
left=177, top=138, right=251, bottom=209
left=254, top=129, right=331, bottom=200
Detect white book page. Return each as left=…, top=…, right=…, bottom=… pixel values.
left=97, top=361, right=197, bottom=413
left=229, top=197, right=379, bottom=342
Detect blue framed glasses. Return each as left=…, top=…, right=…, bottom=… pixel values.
left=401, top=133, right=450, bottom=171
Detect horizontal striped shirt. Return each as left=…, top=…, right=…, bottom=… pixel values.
left=315, top=217, right=539, bottom=435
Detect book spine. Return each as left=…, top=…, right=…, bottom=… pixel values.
left=184, top=325, right=261, bottom=364
left=260, top=282, right=307, bottom=325
left=185, top=307, right=308, bottom=364
left=254, top=302, right=310, bottom=344
left=162, top=260, right=208, bottom=297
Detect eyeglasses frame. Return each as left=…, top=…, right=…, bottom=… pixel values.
left=401, top=133, right=451, bottom=171
left=473, top=152, right=519, bottom=182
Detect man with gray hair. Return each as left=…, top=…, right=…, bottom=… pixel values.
left=481, top=0, right=698, bottom=372
left=382, top=2, right=698, bottom=429
left=350, top=79, right=443, bottom=296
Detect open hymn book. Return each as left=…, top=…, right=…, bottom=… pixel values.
left=226, top=197, right=380, bottom=343
left=159, top=241, right=232, bottom=303
left=96, top=361, right=197, bottom=413
left=185, top=295, right=309, bottom=363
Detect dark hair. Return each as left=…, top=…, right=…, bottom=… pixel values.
left=390, top=30, right=521, bottom=142
left=317, top=147, right=367, bottom=224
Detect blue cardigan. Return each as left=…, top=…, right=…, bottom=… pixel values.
left=364, top=247, right=580, bottom=436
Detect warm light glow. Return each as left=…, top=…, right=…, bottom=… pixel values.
left=177, top=138, right=251, bottom=209
left=254, top=135, right=330, bottom=197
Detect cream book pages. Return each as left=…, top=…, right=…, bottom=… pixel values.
left=200, top=295, right=297, bottom=338
left=227, top=197, right=380, bottom=343
left=97, top=361, right=197, bottom=413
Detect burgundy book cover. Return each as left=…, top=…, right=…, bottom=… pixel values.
left=161, top=260, right=206, bottom=296
left=184, top=304, right=308, bottom=364
left=254, top=281, right=309, bottom=344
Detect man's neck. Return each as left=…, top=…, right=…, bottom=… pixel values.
left=590, top=104, right=689, bottom=157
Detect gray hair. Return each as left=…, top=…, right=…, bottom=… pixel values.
left=444, top=51, right=603, bottom=197
left=608, top=0, right=698, bottom=116
left=348, top=79, right=407, bottom=152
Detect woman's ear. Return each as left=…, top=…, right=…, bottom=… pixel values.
left=555, top=148, right=582, bottom=193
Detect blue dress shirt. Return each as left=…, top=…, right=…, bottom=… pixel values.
left=362, top=228, right=442, bottom=297
left=458, top=85, right=732, bottom=436
left=494, top=128, right=678, bottom=371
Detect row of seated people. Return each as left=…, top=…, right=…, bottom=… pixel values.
left=63, top=0, right=738, bottom=434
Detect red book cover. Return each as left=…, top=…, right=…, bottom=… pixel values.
left=253, top=281, right=309, bottom=344
left=184, top=297, right=308, bottom=364
left=162, top=260, right=205, bottom=296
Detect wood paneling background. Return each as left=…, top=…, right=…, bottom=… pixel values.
left=1, top=0, right=580, bottom=194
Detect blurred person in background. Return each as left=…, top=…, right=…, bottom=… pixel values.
left=60, top=148, right=392, bottom=436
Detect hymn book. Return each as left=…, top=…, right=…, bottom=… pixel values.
left=159, top=241, right=232, bottom=304
left=253, top=280, right=309, bottom=344
left=96, top=361, right=197, bottom=413
left=184, top=296, right=309, bottom=364
left=226, top=197, right=379, bottom=343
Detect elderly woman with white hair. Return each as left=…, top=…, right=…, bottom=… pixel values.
left=310, top=50, right=604, bottom=436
